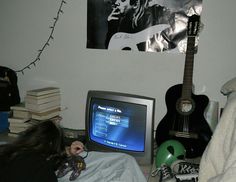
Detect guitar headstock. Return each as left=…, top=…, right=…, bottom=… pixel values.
left=187, top=15, right=200, bottom=37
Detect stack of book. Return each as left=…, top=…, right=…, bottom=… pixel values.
left=25, top=87, right=61, bottom=120
left=8, top=103, right=36, bottom=136
left=11, top=102, right=31, bottom=119
left=8, top=118, right=39, bottom=136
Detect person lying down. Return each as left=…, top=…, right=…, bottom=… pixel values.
left=0, top=119, right=147, bottom=182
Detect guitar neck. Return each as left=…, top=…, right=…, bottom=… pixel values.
left=182, top=36, right=196, bottom=99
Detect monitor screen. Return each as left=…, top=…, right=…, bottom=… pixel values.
left=90, top=98, right=146, bottom=152
left=85, top=90, right=155, bottom=165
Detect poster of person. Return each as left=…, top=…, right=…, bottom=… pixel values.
left=87, top=0, right=203, bottom=53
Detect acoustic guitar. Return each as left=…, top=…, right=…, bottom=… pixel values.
left=108, top=24, right=170, bottom=50
left=155, top=15, right=212, bottom=158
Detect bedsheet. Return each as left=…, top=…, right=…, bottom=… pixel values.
left=199, top=92, right=236, bottom=182
left=58, top=151, right=147, bottom=182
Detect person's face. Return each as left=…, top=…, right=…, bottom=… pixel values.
left=113, top=0, right=132, bottom=14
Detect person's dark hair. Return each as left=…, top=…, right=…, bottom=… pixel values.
left=130, top=0, right=138, bottom=6
left=132, top=0, right=149, bottom=28
left=0, top=120, right=66, bottom=169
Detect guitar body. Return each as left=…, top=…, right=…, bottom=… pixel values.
left=108, top=24, right=170, bottom=50
left=156, top=84, right=212, bottom=158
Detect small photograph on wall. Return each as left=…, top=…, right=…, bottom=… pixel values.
left=87, top=0, right=203, bottom=53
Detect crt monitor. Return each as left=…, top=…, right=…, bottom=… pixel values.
left=85, top=90, right=155, bottom=165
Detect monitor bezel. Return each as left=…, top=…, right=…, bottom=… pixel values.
left=85, top=90, right=155, bottom=165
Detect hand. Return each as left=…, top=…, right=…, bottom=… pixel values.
left=107, top=8, right=121, bottom=21
left=66, top=141, right=84, bottom=156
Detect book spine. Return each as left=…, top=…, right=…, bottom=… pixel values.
left=27, top=87, right=60, bottom=96
left=25, top=95, right=61, bottom=105
left=8, top=118, right=30, bottom=123
left=13, top=111, right=31, bottom=119
left=25, top=100, right=60, bottom=112
left=31, top=111, right=60, bottom=120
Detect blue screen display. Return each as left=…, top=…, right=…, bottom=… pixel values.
left=89, top=98, right=147, bottom=152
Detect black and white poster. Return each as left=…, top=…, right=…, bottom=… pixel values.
left=87, top=0, right=203, bottom=53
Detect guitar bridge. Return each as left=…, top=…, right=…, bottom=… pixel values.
left=169, top=130, right=198, bottom=139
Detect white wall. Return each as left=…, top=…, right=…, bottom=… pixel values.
left=0, top=0, right=235, bottom=129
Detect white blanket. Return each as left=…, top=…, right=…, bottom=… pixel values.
left=199, top=92, right=236, bottom=182
left=58, top=151, right=147, bottom=182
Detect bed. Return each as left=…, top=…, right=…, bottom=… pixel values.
left=57, top=151, right=147, bottom=182
left=199, top=77, right=236, bottom=182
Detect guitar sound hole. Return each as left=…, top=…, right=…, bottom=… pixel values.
left=176, top=98, right=195, bottom=115
left=122, top=47, right=131, bottom=50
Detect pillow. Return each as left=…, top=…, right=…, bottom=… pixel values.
left=221, top=77, right=236, bottom=95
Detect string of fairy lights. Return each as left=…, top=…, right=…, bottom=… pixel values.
left=15, top=0, right=67, bottom=75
